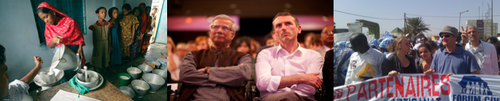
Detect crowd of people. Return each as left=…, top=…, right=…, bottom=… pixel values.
left=89, top=3, right=158, bottom=72
left=333, top=25, right=500, bottom=89
left=166, top=13, right=334, bottom=100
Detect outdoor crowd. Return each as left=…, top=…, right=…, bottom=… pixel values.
left=333, top=25, right=500, bottom=88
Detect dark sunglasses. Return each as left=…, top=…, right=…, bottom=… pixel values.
left=440, top=35, right=451, bottom=38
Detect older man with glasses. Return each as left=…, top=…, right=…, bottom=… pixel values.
left=424, top=26, right=481, bottom=76
left=179, top=14, right=252, bottom=101
left=462, top=26, right=498, bottom=75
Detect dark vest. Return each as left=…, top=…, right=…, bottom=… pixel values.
left=178, top=47, right=247, bottom=101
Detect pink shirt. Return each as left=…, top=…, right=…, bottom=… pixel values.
left=255, top=45, right=323, bottom=99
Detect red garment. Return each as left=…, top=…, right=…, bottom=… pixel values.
left=139, top=3, right=148, bottom=33
left=38, top=2, right=85, bottom=47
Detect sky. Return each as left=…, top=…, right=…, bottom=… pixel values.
left=334, top=0, right=500, bottom=37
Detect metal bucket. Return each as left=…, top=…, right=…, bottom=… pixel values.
left=142, top=73, right=165, bottom=93
left=131, top=80, right=150, bottom=98
left=119, top=86, right=136, bottom=98
left=152, top=69, right=168, bottom=80
left=127, top=67, right=142, bottom=79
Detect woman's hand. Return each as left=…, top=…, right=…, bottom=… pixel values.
left=51, top=36, right=64, bottom=44
left=388, top=70, right=399, bottom=76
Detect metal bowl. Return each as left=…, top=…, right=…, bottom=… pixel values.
left=131, top=80, right=150, bottom=98
left=75, top=70, right=100, bottom=88
left=152, top=69, right=168, bottom=80
left=142, top=73, right=165, bottom=93
left=127, top=67, right=143, bottom=79
left=119, top=86, right=136, bottom=98
left=138, top=64, right=153, bottom=73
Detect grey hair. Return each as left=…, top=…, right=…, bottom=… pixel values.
left=467, top=25, right=477, bottom=30
left=209, top=14, right=239, bottom=32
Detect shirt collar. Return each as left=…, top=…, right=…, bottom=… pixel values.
left=445, top=45, right=464, bottom=54
left=466, top=40, right=485, bottom=52
left=276, top=44, right=304, bottom=55
left=95, top=20, right=109, bottom=26
left=322, top=45, right=333, bottom=51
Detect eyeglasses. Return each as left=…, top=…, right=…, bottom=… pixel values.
left=323, top=30, right=333, bottom=34
left=440, top=35, right=451, bottom=38
left=211, top=25, right=232, bottom=32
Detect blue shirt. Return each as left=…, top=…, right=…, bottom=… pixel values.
left=430, top=45, right=481, bottom=74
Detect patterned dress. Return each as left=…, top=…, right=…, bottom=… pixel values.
left=119, top=14, right=139, bottom=57
left=131, top=25, right=141, bottom=58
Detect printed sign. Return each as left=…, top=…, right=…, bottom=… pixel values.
left=334, top=74, right=500, bottom=101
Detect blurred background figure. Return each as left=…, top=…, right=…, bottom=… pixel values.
left=308, top=34, right=323, bottom=50
left=187, top=40, right=197, bottom=52
left=166, top=36, right=181, bottom=81
left=249, top=38, right=260, bottom=58
left=233, top=36, right=253, bottom=54
left=315, top=25, right=334, bottom=56
left=369, top=39, right=379, bottom=49
left=195, top=36, right=209, bottom=51
left=176, top=42, right=189, bottom=60
left=304, top=32, right=315, bottom=49
left=487, top=37, right=498, bottom=45
left=264, top=33, right=275, bottom=46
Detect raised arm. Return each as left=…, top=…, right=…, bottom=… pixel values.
left=179, top=53, right=216, bottom=87
left=20, top=56, right=43, bottom=84
left=207, top=54, right=253, bottom=87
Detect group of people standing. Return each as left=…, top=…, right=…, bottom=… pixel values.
left=88, top=3, right=158, bottom=71
left=334, top=25, right=500, bottom=88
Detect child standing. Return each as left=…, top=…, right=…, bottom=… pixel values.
left=108, top=7, right=122, bottom=66
left=120, top=4, right=139, bottom=60
left=131, top=7, right=144, bottom=58
left=89, top=7, right=111, bottom=72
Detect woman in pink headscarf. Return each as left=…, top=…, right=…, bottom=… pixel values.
left=36, top=2, right=86, bottom=67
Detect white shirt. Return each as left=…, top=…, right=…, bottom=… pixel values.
left=167, top=54, right=182, bottom=81
left=345, top=48, right=385, bottom=85
left=314, top=45, right=333, bottom=57
left=255, top=45, right=323, bottom=99
left=3, top=80, right=32, bottom=101
left=465, top=41, right=499, bottom=75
